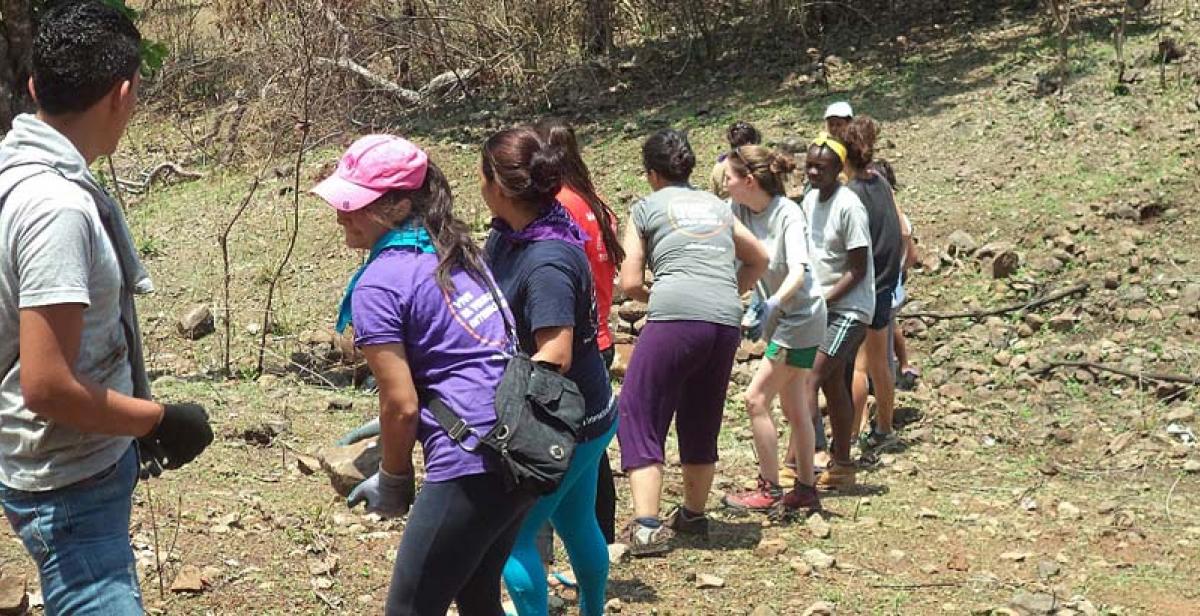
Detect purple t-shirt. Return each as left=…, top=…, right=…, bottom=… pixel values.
left=351, top=249, right=508, bottom=483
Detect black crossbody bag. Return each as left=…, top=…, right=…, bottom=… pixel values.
left=427, top=275, right=587, bottom=496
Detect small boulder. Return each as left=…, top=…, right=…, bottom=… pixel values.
left=1182, top=284, right=1200, bottom=316
left=617, top=301, right=648, bottom=324
left=326, top=396, right=354, bottom=411
left=1030, top=256, right=1062, bottom=274
left=803, top=548, right=836, bottom=569
left=947, top=230, right=978, bottom=257
left=991, top=250, right=1021, bottom=279
left=1166, top=406, right=1195, bottom=422
left=177, top=304, right=215, bottom=340
left=802, top=601, right=836, bottom=616
left=1057, top=501, right=1083, bottom=520
left=1037, top=560, right=1061, bottom=579
left=695, top=573, right=725, bottom=589
left=1048, top=313, right=1077, bottom=333
left=754, top=537, right=789, bottom=558
left=1009, top=590, right=1057, bottom=615
left=170, top=564, right=207, bottom=593
left=806, top=513, right=831, bottom=539
left=789, top=558, right=814, bottom=575
left=0, top=574, right=28, bottom=616
left=976, top=241, right=1014, bottom=258
left=319, top=438, right=383, bottom=497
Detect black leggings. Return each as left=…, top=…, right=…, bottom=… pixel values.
left=597, top=346, right=617, bottom=543
left=386, top=473, right=535, bottom=615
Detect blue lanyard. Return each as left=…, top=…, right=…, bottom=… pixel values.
left=335, top=220, right=436, bottom=334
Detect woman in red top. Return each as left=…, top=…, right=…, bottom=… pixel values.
left=535, top=117, right=624, bottom=546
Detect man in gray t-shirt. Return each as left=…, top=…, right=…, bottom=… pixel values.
left=0, top=4, right=213, bottom=612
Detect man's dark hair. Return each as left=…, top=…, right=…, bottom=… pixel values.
left=33, top=1, right=141, bottom=115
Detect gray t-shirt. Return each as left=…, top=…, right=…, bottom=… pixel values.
left=847, top=173, right=903, bottom=298
left=732, top=195, right=826, bottom=349
left=0, top=156, right=133, bottom=491
left=632, top=185, right=742, bottom=327
left=802, top=185, right=876, bottom=324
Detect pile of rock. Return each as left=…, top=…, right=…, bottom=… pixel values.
left=609, top=298, right=767, bottom=385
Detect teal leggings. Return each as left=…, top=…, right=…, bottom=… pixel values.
left=502, top=419, right=617, bottom=616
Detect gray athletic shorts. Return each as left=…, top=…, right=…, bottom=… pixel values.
left=820, top=312, right=867, bottom=361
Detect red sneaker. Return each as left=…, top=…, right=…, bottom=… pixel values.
left=722, top=476, right=783, bottom=512
left=780, top=481, right=822, bottom=512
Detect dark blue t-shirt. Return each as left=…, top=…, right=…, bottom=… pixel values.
left=484, top=234, right=615, bottom=442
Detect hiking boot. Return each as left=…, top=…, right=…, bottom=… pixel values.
left=664, top=506, right=709, bottom=538
left=780, top=481, right=822, bottom=512
left=624, top=519, right=673, bottom=557
left=815, top=461, right=857, bottom=492
left=722, top=476, right=783, bottom=512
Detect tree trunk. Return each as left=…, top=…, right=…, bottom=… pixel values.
left=582, top=0, right=613, bottom=58
left=0, top=0, right=35, bottom=131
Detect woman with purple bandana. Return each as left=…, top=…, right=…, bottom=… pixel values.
left=481, top=127, right=617, bottom=616
left=311, top=135, right=533, bottom=615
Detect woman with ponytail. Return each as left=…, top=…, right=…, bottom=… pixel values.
left=842, top=116, right=906, bottom=454
left=312, top=135, right=533, bottom=614
left=720, top=145, right=827, bottom=515
left=532, top=117, right=621, bottom=548
left=481, top=127, right=616, bottom=616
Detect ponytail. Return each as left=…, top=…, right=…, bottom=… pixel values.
left=534, top=117, right=625, bottom=265
left=379, top=162, right=488, bottom=293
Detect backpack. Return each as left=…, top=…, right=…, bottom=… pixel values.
left=427, top=275, right=587, bottom=496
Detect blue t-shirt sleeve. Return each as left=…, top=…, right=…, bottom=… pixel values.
left=522, top=263, right=579, bottom=334
left=351, top=284, right=408, bottom=347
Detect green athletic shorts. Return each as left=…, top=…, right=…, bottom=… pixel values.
left=765, top=341, right=817, bottom=369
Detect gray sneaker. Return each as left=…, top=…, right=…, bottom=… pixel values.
left=861, top=430, right=901, bottom=452
left=664, top=506, right=709, bottom=539
left=624, top=520, right=673, bottom=557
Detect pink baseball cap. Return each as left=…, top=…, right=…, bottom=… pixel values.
left=311, top=134, right=429, bottom=212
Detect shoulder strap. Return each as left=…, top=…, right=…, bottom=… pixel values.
left=479, top=271, right=519, bottom=356
left=428, top=397, right=471, bottom=443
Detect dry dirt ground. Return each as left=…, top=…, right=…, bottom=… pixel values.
left=2, top=1, right=1200, bottom=614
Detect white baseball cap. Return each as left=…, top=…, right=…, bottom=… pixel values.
left=824, top=101, right=854, bottom=119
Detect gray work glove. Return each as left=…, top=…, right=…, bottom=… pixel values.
left=346, top=466, right=416, bottom=517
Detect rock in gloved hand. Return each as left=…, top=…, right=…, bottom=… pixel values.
left=347, top=467, right=416, bottom=517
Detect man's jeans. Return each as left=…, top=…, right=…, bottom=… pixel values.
left=0, top=444, right=142, bottom=615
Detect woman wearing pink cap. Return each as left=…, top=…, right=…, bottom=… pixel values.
left=312, top=135, right=534, bottom=614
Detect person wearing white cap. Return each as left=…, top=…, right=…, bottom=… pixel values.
left=824, top=101, right=854, bottom=140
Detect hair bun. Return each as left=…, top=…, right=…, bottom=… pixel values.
left=669, top=148, right=696, bottom=179
left=769, top=151, right=797, bottom=175
left=527, top=142, right=564, bottom=201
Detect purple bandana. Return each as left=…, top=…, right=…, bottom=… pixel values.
left=491, top=202, right=586, bottom=248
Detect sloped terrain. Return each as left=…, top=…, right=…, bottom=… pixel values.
left=1, top=1, right=1198, bottom=614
